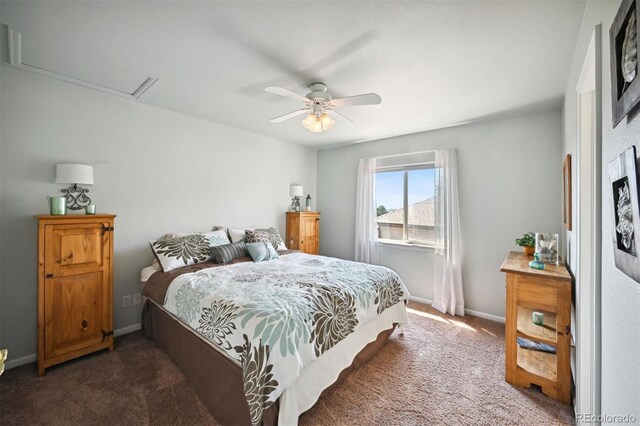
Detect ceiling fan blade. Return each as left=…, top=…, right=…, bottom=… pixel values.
left=270, top=109, right=310, bottom=123
left=331, top=93, right=382, bottom=107
left=331, top=109, right=355, bottom=123
left=265, top=86, right=310, bottom=103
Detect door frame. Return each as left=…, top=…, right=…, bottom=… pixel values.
left=574, top=25, right=602, bottom=423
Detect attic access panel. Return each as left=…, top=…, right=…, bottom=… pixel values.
left=7, top=27, right=157, bottom=99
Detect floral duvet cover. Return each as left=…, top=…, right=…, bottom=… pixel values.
left=162, top=252, right=409, bottom=425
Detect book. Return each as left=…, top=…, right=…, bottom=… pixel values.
left=517, top=337, right=557, bottom=354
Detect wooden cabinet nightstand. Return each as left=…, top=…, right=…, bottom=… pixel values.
left=500, top=251, right=572, bottom=404
left=286, top=212, right=320, bottom=255
left=37, top=214, right=116, bottom=376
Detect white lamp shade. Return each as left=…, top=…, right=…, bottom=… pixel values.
left=290, top=185, right=303, bottom=197
left=56, top=164, right=94, bottom=185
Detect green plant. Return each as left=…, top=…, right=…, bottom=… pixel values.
left=515, top=232, right=535, bottom=248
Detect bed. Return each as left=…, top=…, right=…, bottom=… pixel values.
left=141, top=249, right=409, bottom=425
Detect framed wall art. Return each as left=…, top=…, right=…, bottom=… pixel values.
left=610, top=0, right=640, bottom=127
left=563, top=154, right=572, bottom=230
left=608, top=145, right=640, bottom=282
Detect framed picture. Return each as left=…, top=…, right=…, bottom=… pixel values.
left=610, top=0, right=640, bottom=127
left=535, top=233, right=559, bottom=265
left=563, top=154, right=572, bottom=230
left=608, top=146, right=640, bottom=282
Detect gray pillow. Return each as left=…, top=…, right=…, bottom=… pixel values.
left=211, top=241, right=249, bottom=264
left=247, top=242, right=279, bottom=262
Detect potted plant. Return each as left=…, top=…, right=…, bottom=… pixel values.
left=515, top=232, right=536, bottom=256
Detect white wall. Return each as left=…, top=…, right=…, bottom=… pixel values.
left=563, top=1, right=640, bottom=420
left=317, top=109, right=562, bottom=318
left=0, top=67, right=317, bottom=361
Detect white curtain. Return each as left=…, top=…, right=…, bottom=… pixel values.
left=355, top=158, right=379, bottom=264
left=432, top=149, right=465, bottom=316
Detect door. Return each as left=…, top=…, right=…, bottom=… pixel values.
left=44, top=223, right=111, bottom=358
left=574, top=27, right=601, bottom=422
left=301, top=215, right=319, bottom=254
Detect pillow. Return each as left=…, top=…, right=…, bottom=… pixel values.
left=245, top=228, right=286, bottom=250
left=211, top=241, right=249, bottom=264
left=206, top=229, right=232, bottom=247
left=228, top=227, right=254, bottom=243
left=255, top=227, right=287, bottom=250
left=211, top=225, right=230, bottom=240
left=247, top=242, right=279, bottom=263
left=245, top=229, right=273, bottom=247
left=151, top=232, right=187, bottom=269
left=150, top=230, right=230, bottom=272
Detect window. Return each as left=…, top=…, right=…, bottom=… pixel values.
left=375, top=165, right=435, bottom=246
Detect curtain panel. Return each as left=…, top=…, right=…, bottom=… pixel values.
left=432, top=149, right=465, bottom=316
left=355, top=158, right=379, bottom=264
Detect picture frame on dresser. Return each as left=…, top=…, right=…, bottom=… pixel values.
left=610, top=0, right=640, bottom=127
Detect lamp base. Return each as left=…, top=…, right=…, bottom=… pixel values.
left=290, top=197, right=301, bottom=212
left=61, top=184, right=92, bottom=210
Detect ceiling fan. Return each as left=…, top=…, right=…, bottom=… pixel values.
left=265, top=83, right=382, bottom=133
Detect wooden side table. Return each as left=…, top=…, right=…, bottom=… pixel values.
left=500, top=251, right=572, bottom=404
left=286, top=211, right=320, bottom=255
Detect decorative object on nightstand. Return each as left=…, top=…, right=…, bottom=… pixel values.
left=529, top=252, right=545, bottom=270
left=48, top=196, right=67, bottom=215
left=37, top=214, right=116, bottom=376
left=286, top=211, right=320, bottom=254
left=305, top=194, right=311, bottom=212
left=85, top=204, right=96, bottom=215
left=515, top=232, right=535, bottom=256
left=290, top=185, right=303, bottom=212
left=535, top=233, right=558, bottom=264
left=500, top=251, right=572, bottom=404
left=56, top=163, right=94, bottom=211
left=532, top=311, right=545, bottom=326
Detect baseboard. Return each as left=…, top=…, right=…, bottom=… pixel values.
left=408, top=296, right=506, bottom=323
left=464, top=308, right=505, bottom=323
left=4, top=353, right=37, bottom=370
left=114, top=323, right=142, bottom=337
left=4, top=323, right=143, bottom=371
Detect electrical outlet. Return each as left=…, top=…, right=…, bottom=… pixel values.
left=122, top=295, right=131, bottom=308
left=132, top=293, right=141, bottom=305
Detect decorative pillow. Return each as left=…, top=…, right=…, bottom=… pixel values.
left=151, top=232, right=187, bottom=269
left=206, top=229, right=232, bottom=247
left=247, top=242, right=279, bottom=263
left=211, top=241, right=249, bottom=264
left=255, top=227, right=287, bottom=250
left=245, top=229, right=273, bottom=247
left=228, top=227, right=254, bottom=243
left=150, top=234, right=211, bottom=272
left=211, top=225, right=230, bottom=240
left=150, top=230, right=230, bottom=272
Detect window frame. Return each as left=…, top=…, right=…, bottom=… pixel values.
left=375, top=162, right=436, bottom=248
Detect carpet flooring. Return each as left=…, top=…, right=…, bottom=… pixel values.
left=1, top=302, right=575, bottom=425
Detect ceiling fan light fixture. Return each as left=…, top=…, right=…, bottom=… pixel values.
left=320, top=113, right=335, bottom=131
left=302, top=113, right=317, bottom=130
left=302, top=112, right=335, bottom=133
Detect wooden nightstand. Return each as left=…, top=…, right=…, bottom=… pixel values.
left=286, top=211, right=320, bottom=255
left=37, top=214, right=116, bottom=376
left=500, top=251, right=572, bottom=404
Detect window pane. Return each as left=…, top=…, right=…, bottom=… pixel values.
left=375, top=170, right=404, bottom=241
left=407, top=168, right=435, bottom=244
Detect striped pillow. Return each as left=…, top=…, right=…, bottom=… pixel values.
left=211, top=241, right=249, bottom=264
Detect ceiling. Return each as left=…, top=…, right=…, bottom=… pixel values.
left=0, top=1, right=586, bottom=148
